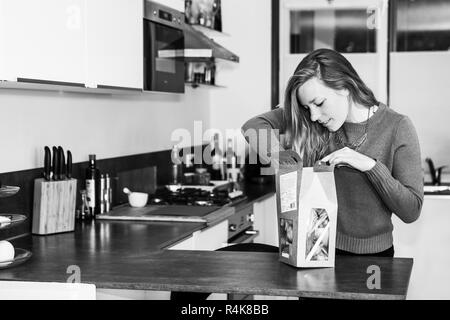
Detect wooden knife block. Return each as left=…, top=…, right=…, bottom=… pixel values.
left=32, top=178, right=77, bottom=235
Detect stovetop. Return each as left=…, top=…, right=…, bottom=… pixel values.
left=149, top=186, right=247, bottom=207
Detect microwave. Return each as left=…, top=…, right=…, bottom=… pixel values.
left=143, top=1, right=185, bottom=94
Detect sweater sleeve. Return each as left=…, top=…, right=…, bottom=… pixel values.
left=365, top=116, right=424, bottom=223
left=241, top=107, right=287, bottom=165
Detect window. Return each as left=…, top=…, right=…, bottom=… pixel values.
left=392, top=0, right=450, bottom=52
left=290, top=9, right=376, bottom=54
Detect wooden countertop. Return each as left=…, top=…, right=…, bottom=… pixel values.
left=0, top=245, right=413, bottom=300
left=0, top=181, right=413, bottom=299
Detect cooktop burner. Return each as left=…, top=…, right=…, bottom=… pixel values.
left=149, top=187, right=245, bottom=207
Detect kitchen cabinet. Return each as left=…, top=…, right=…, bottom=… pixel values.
left=193, top=219, right=228, bottom=251
left=167, top=235, right=195, bottom=250
left=167, top=220, right=228, bottom=251
left=1, top=0, right=86, bottom=84
left=253, top=194, right=279, bottom=247
left=85, top=0, right=143, bottom=89
left=0, top=281, right=96, bottom=300
left=392, top=197, right=450, bottom=300
left=151, top=0, right=184, bottom=12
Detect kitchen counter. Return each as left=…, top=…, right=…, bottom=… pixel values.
left=1, top=232, right=414, bottom=299
left=0, top=180, right=415, bottom=299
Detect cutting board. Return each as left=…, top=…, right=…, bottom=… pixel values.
left=96, top=204, right=235, bottom=224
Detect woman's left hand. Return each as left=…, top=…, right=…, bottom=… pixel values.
left=320, top=147, right=376, bottom=172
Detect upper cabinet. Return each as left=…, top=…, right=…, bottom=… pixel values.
left=0, top=0, right=143, bottom=90
left=85, top=0, right=143, bottom=89
left=1, top=0, right=86, bottom=84
left=151, top=0, right=185, bottom=12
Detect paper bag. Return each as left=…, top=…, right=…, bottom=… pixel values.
left=275, top=151, right=338, bottom=268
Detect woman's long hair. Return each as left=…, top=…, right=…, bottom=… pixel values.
left=284, top=48, right=379, bottom=166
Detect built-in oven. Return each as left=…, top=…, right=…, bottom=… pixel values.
left=143, top=1, right=185, bottom=93
left=227, top=204, right=260, bottom=245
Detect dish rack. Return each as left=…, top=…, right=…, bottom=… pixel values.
left=0, top=184, right=32, bottom=269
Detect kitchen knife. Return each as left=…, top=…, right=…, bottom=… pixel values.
left=52, top=146, right=59, bottom=180
left=43, top=146, right=51, bottom=180
left=66, top=150, right=73, bottom=179
left=58, top=146, right=65, bottom=180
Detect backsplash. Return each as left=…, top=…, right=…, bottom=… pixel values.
left=0, top=145, right=205, bottom=240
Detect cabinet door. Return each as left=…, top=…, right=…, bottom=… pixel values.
left=0, top=281, right=96, bottom=300
left=262, top=195, right=279, bottom=247
left=151, top=0, right=184, bottom=12
left=253, top=195, right=279, bottom=247
left=253, top=200, right=266, bottom=244
left=85, top=0, right=143, bottom=89
left=2, top=0, right=85, bottom=84
left=167, top=236, right=195, bottom=250
left=193, top=220, right=228, bottom=251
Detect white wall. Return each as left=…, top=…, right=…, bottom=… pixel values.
left=390, top=51, right=450, bottom=178
left=0, top=87, right=210, bottom=173
left=207, top=0, right=272, bottom=159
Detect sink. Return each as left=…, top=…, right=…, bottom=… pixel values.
left=424, top=185, right=450, bottom=193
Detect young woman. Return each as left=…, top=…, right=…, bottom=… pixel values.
left=242, top=48, right=424, bottom=257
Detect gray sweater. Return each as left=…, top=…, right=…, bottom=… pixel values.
left=242, top=103, right=424, bottom=254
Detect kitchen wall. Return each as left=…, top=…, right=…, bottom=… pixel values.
left=390, top=51, right=450, bottom=181
left=206, top=0, right=272, bottom=159
left=0, top=87, right=211, bottom=173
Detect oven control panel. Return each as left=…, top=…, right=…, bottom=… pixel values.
left=228, top=204, right=254, bottom=240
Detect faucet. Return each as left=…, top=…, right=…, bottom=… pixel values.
left=425, top=158, right=447, bottom=185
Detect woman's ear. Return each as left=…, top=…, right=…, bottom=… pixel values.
left=336, top=88, right=350, bottom=97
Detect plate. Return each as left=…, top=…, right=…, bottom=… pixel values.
left=0, top=186, right=20, bottom=198
left=0, top=214, right=27, bottom=230
left=0, top=248, right=32, bottom=269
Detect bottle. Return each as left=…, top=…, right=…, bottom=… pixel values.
left=105, top=174, right=112, bottom=212
left=99, top=174, right=106, bottom=214
left=224, top=138, right=237, bottom=181
left=171, top=145, right=182, bottom=185
left=210, top=133, right=223, bottom=180
left=85, top=154, right=101, bottom=217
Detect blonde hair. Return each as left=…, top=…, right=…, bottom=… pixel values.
left=284, top=49, right=378, bottom=166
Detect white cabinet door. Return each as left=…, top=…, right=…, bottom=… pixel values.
left=167, top=235, right=195, bottom=250
left=262, top=195, right=279, bottom=247
left=193, top=220, right=228, bottom=251
left=253, top=194, right=279, bottom=247
left=0, top=0, right=7, bottom=80
left=253, top=200, right=266, bottom=244
left=0, top=281, right=96, bottom=300
left=85, top=0, right=143, bottom=89
left=392, top=197, right=450, bottom=300
left=151, top=0, right=184, bottom=12
left=2, top=0, right=85, bottom=84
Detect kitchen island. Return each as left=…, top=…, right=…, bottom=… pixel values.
left=0, top=182, right=414, bottom=300
left=0, top=218, right=413, bottom=300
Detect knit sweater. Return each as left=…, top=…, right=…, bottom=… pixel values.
left=241, top=103, right=424, bottom=254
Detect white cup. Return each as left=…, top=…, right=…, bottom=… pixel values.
left=128, top=192, right=148, bottom=208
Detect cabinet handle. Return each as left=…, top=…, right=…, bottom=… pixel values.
left=96, top=84, right=143, bottom=92
left=17, top=77, right=84, bottom=87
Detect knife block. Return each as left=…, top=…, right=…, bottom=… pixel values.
left=32, top=178, right=77, bottom=235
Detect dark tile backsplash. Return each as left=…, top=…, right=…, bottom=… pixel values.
left=0, top=144, right=205, bottom=240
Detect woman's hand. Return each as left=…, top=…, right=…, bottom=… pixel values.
left=320, top=147, right=376, bottom=172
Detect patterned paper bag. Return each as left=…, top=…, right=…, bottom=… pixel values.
left=275, top=151, right=338, bottom=268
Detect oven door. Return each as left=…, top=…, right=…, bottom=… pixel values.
left=143, top=19, right=185, bottom=93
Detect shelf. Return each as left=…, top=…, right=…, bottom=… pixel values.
left=0, top=214, right=27, bottom=230
left=186, top=82, right=225, bottom=89
left=191, top=24, right=229, bottom=37
left=0, top=248, right=32, bottom=270
left=0, top=186, right=20, bottom=198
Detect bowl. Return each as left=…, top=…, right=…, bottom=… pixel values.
left=128, top=192, right=148, bottom=208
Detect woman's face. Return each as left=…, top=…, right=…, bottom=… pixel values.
left=297, top=77, right=350, bottom=132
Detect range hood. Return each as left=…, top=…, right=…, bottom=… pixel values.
left=182, top=24, right=239, bottom=63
